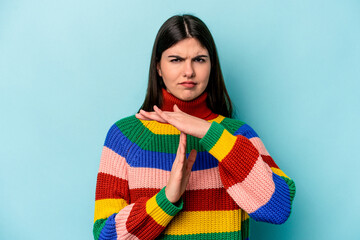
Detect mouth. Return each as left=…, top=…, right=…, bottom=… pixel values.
left=179, top=81, right=197, bottom=88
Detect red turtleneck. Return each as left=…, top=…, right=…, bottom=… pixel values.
left=160, top=88, right=218, bottom=120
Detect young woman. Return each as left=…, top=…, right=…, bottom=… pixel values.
left=93, top=14, right=296, bottom=240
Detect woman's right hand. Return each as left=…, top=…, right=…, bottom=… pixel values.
left=165, top=132, right=197, bottom=204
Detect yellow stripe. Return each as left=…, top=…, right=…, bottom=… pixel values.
left=141, top=120, right=180, bottom=135
left=94, top=198, right=128, bottom=223
left=271, top=167, right=290, bottom=179
left=146, top=195, right=172, bottom=227
left=241, top=211, right=249, bottom=222
left=164, top=209, right=245, bottom=235
left=209, top=115, right=225, bottom=124
left=209, top=129, right=237, bottom=162
left=140, top=115, right=225, bottom=135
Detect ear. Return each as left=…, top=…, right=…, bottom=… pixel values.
left=156, top=63, right=162, bottom=77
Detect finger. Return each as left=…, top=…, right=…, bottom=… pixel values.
left=179, top=132, right=188, bottom=171
left=139, top=109, right=160, bottom=119
left=137, top=112, right=163, bottom=122
left=186, top=149, right=197, bottom=172
left=135, top=113, right=153, bottom=121
left=175, top=133, right=182, bottom=156
left=174, top=132, right=186, bottom=167
left=179, top=132, right=187, bottom=155
left=173, top=104, right=182, bottom=112
left=154, top=105, right=171, bottom=122
left=139, top=110, right=167, bottom=123
left=181, top=132, right=187, bottom=147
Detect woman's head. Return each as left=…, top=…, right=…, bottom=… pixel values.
left=140, top=14, right=233, bottom=117
left=157, top=37, right=211, bottom=101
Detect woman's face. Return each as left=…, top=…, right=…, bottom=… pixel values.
left=157, top=38, right=211, bottom=101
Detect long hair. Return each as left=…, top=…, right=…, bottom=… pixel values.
left=139, top=14, right=233, bottom=118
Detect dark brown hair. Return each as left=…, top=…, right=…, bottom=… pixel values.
left=139, top=14, right=233, bottom=117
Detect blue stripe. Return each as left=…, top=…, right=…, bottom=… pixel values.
left=128, top=150, right=218, bottom=171
left=99, top=213, right=117, bottom=240
left=234, top=124, right=259, bottom=138
left=104, top=123, right=131, bottom=157
left=104, top=123, right=219, bottom=171
left=249, top=173, right=291, bottom=224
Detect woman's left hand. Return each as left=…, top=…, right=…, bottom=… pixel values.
left=135, top=104, right=211, bottom=139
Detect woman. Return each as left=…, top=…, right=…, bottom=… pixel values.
left=93, top=14, right=296, bottom=240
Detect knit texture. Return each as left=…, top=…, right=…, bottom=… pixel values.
left=93, top=89, right=296, bottom=240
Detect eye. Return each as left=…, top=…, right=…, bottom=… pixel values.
left=170, top=58, right=181, bottom=62
left=194, top=58, right=206, bottom=63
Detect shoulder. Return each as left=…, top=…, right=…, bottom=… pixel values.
left=104, top=115, right=142, bottom=142
left=219, top=116, right=259, bottom=138
left=102, top=115, right=146, bottom=154
left=113, top=115, right=140, bottom=131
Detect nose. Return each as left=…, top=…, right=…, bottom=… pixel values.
left=183, top=60, right=195, bottom=78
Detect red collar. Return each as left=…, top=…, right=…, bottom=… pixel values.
left=160, top=88, right=218, bottom=120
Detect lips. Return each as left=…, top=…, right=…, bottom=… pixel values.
left=179, top=81, right=197, bottom=88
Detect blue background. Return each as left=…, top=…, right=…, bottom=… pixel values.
left=1, top=0, right=359, bottom=239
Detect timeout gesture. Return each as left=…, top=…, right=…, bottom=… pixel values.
left=135, top=104, right=211, bottom=139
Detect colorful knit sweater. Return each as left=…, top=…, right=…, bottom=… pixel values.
left=93, top=89, right=296, bottom=240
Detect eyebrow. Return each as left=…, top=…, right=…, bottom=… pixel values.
left=167, top=55, right=209, bottom=59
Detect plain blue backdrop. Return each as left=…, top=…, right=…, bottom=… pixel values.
left=1, top=0, right=359, bottom=239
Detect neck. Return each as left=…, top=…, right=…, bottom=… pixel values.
left=160, top=88, right=218, bottom=120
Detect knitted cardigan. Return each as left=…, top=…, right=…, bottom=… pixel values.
left=93, top=88, right=296, bottom=240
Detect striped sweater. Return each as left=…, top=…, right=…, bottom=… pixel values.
left=93, top=89, right=296, bottom=239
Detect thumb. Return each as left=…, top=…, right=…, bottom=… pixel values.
left=173, top=104, right=182, bottom=112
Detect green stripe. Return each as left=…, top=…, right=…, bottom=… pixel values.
left=281, top=176, right=296, bottom=219
left=281, top=176, right=296, bottom=203
left=199, top=122, right=225, bottom=152
left=115, top=116, right=246, bottom=154
left=115, top=115, right=154, bottom=146
left=156, top=187, right=183, bottom=216
left=116, top=116, right=207, bottom=153
left=241, top=218, right=250, bottom=239
left=220, top=117, right=246, bottom=134
left=157, top=230, right=243, bottom=239
left=93, top=218, right=107, bottom=240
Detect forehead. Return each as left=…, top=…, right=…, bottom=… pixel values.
left=163, top=38, right=208, bottom=56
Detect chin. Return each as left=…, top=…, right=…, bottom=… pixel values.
left=180, top=93, right=200, bottom=101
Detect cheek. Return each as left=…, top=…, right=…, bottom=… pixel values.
left=161, top=64, right=180, bottom=80
left=200, top=64, right=211, bottom=81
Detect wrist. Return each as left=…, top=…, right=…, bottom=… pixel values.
left=198, top=121, right=211, bottom=138
left=153, top=187, right=183, bottom=218
left=165, top=186, right=180, bottom=204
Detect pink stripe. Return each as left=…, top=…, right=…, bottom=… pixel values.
left=128, top=167, right=169, bottom=190
left=115, top=204, right=139, bottom=239
left=250, top=137, right=270, bottom=156
left=99, top=146, right=128, bottom=180
left=128, top=167, right=223, bottom=190
left=226, top=157, right=275, bottom=213
left=187, top=167, right=224, bottom=190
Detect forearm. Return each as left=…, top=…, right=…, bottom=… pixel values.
left=94, top=184, right=183, bottom=240
left=199, top=121, right=295, bottom=224
left=94, top=122, right=184, bottom=239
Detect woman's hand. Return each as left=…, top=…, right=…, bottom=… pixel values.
left=135, top=104, right=211, bottom=139
left=165, top=132, right=197, bottom=203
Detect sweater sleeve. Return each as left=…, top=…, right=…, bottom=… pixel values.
left=93, top=122, right=183, bottom=240
left=199, top=121, right=295, bottom=224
